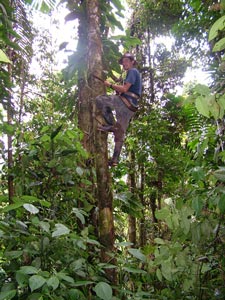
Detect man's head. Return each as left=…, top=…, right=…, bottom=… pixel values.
left=119, top=53, right=136, bottom=70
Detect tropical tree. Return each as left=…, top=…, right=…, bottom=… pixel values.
left=1, top=0, right=225, bottom=299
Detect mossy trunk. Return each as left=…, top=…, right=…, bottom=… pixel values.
left=77, top=0, right=116, bottom=284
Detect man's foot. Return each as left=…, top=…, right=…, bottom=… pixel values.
left=108, top=159, right=118, bottom=167
left=98, top=125, right=114, bottom=132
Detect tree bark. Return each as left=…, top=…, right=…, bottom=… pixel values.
left=7, top=51, right=14, bottom=203
left=128, top=150, right=136, bottom=247
left=77, top=0, right=116, bottom=284
left=139, top=164, right=146, bottom=247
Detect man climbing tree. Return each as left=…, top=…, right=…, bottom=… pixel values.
left=96, top=53, right=142, bottom=166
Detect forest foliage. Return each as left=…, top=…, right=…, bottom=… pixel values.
left=0, top=0, right=225, bottom=299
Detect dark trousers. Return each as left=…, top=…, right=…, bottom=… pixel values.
left=96, top=94, right=135, bottom=162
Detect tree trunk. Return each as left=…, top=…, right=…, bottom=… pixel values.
left=128, top=150, right=136, bottom=246
left=77, top=0, right=116, bottom=284
left=147, top=27, right=155, bottom=104
left=139, top=164, right=146, bottom=247
left=7, top=50, right=14, bottom=203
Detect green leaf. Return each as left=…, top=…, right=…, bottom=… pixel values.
left=194, top=84, right=210, bottom=96
left=86, top=237, right=101, bottom=246
left=39, top=221, right=50, bottom=232
left=218, top=95, right=225, bottom=110
left=0, top=49, right=12, bottom=64
left=72, top=208, right=86, bottom=225
left=213, top=37, right=225, bottom=52
left=2, top=123, right=16, bottom=135
left=209, top=97, right=220, bottom=119
left=68, top=289, right=86, bottom=299
left=40, top=200, right=51, bottom=207
left=4, top=250, right=23, bottom=259
left=47, top=276, right=59, bottom=290
left=214, top=168, right=225, bottom=182
left=57, top=273, right=74, bottom=284
left=23, top=204, right=39, bottom=214
left=156, top=268, right=162, bottom=281
left=115, top=241, right=133, bottom=247
left=1, top=202, right=24, bottom=212
left=195, top=96, right=210, bottom=117
left=27, top=293, right=43, bottom=300
left=29, top=275, right=46, bottom=292
left=76, top=166, right=84, bottom=176
left=16, top=271, right=28, bottom=287
left=128, top=248, right=146, bottom=262
left=0, top=195, right=8, bottom=203
left=20, top=266, right=39, bottom=275
left=192, top=198, right=203, bottom=214
left=0, top=290, right=16, bottom=300
left=73, top=280, right=94, bottom=287
left=123, top=267, right=147, bottom=274
left=161, top=260, right=173, bottom=281
left=93, top=282, right=113, bottom=300
left=209, top=15, right=225, bottom=42
left=154, top=238, right=166, bottom=245
left=20, top=195, right=42, bottom=203
left=155, top=207, right=169, bottom=220
left=52, top=223, right=70, bottom=237
left=218, top=194, right=225, bottom=213
left=110, top=0, right=124, bottom=10
left=51, top=125, right=63, bottom=140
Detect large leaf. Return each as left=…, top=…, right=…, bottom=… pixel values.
left=39, top=221, right=50, bottom=232
left=128, top=248, right=146, bottom=262
left=1, top=195, right=43, bottom=213
left=209, top=15, right=225, bottom=42
left=20, top=266, right=39, bottom=275
left=214, top=167, right=225, bottom=182
left=193, top=84, right=210, bottom=96
left=209, top=97, right=220, bottom=119
left=29, top=275, right=46, bottom=292
left=93, top=282, right=112, bottom=300
left=57, top=272, right=74, bottom=284
left=72, top=208, right=86, bottom=225
left=73, top=280, right=94, bottom=287
left=47, top=276, right=59, bottom=291
left=212, top=37, right=225, bottom=52
left=1, top=202, right=24, bottom=212
left=195, top=96, right=210, bottom=118
left=218, top=194, right=225, bottom=213
left=0, top=49, right=12, bottom=64
left=68, top=289, right=86, bottom=299
left=0, top=290, right=17, bottom=300
left=23, top=203, right=39, bottom=214
left=154, top=238, right=166, bottom=245
left=30, top=0, right=57, bottom=12
left=192, top=198, right=204, bottom=214
left=155, top=207, right=169, bottom=220
left=161, top=259, right=174, bottom=281
left=218, top=94, right=225, bottom=110
left=52, top=223, right=70, bottom=237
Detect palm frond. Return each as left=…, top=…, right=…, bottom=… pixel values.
left=30, top=0, right=59, bottom=11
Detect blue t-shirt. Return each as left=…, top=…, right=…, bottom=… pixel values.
left=125, top=68, right=142, bottom=97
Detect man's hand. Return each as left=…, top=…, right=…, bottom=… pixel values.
left=104, top=81, right=112, bottom=88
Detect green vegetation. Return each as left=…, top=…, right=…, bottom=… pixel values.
left=0, top=0, right=225, bottom=299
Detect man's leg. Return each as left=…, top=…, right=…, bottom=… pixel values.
left=95, top=95, right=135, bottom=166
left=108, top=123, right=125, bottom=166
left=95, top=95, right=116, bottom=126
left=109, top=104, right=135, bottom=166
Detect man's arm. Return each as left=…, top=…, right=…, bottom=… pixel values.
left=104, top=81, right=132, bottom=93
